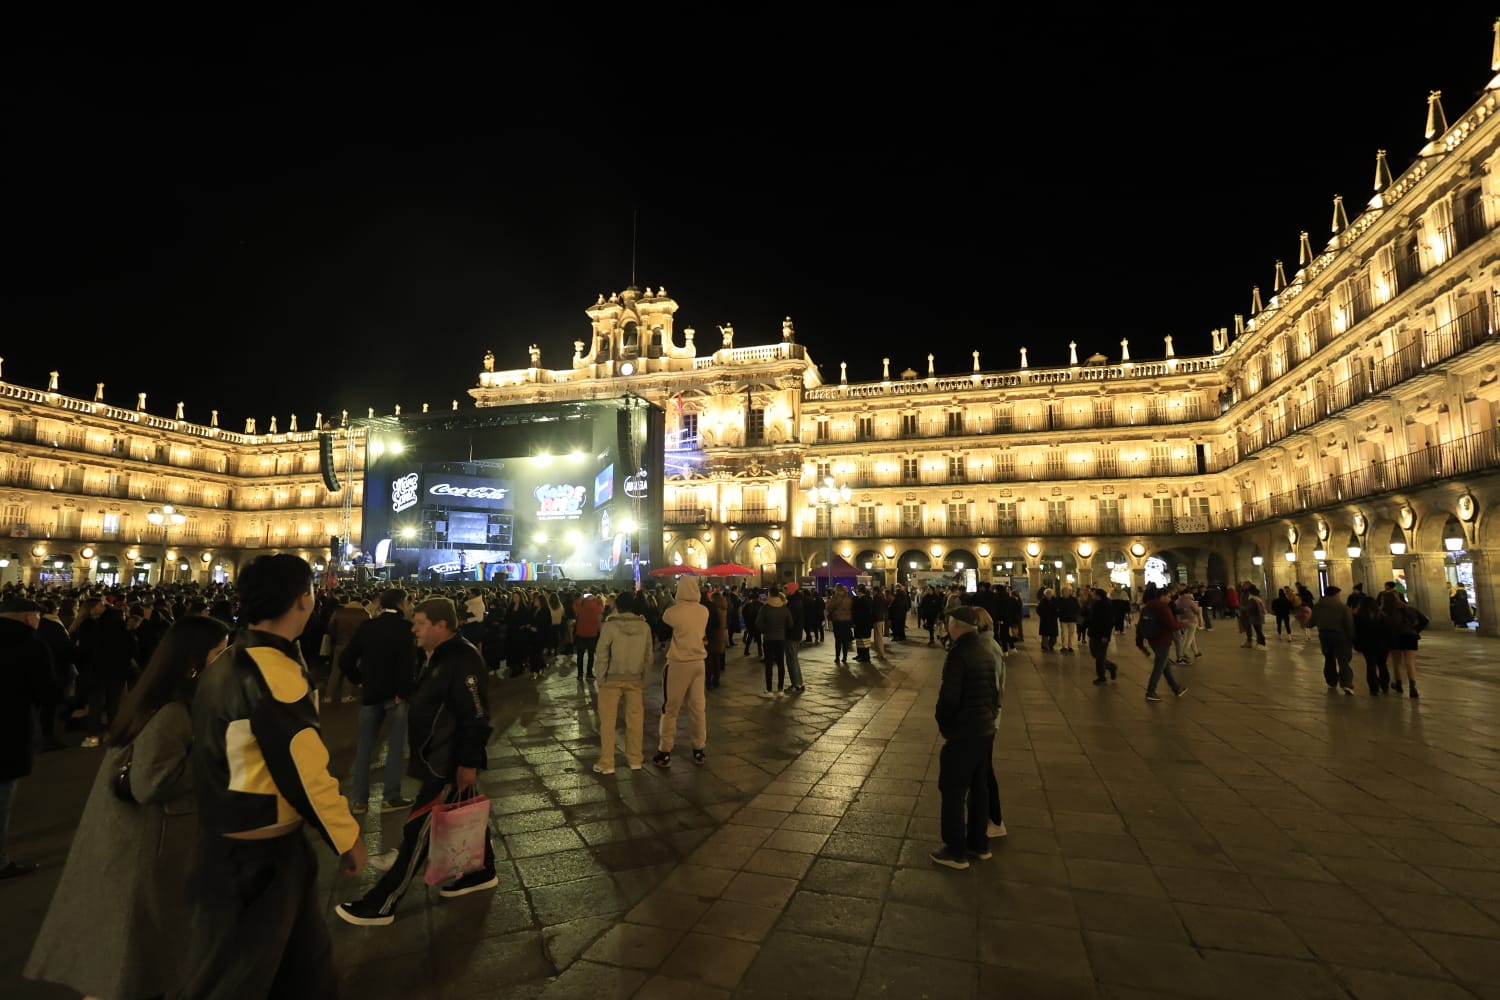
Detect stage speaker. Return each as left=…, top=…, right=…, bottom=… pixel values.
left=318, top=432, right=341, bottom=492
left=617, top=409, right=633, bottom=469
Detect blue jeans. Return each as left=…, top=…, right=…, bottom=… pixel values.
left=352, top=700, right=408, bottom=804
left=0, top=777, right=15, bottom=866
left=1146, top=644, right=1182, bottom=697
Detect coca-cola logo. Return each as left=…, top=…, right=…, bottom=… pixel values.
left=429, top=483, right=508, bottom=501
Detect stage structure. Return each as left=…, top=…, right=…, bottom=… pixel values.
left=357, top=396, right=663, bottom=586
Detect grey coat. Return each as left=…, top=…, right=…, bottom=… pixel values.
left=25, top=702, right=198, bottom=1000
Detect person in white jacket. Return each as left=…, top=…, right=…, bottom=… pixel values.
left=654, top=575, right=709, bottom=767
left=593, top=591, right=654, bottom=775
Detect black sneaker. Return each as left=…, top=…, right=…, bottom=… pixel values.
left=439, top=870, right=499, bottom=898
left=381, top=797, right=413, bottom=813
left=334, top=900, right=394, bottom=927
left=653, top=751, right=671, bottom=767
left=693, top=749, right=706, bottom=766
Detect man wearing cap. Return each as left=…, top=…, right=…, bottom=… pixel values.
left=1310, top=585, right=1356, bottom=695
left=930, top=605, right=1000, bottom=871
left=0, top=597, right=58, bottom=879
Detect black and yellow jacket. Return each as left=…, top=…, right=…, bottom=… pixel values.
left=191, top=629, right=359, bottom=854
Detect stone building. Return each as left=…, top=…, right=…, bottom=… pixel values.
left=2, top=28, right=1498, bottom=636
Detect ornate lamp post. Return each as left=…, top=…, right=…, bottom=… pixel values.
left=146, top=504, right=187, bottom=584
left=807, top=477, right=851, bottom=593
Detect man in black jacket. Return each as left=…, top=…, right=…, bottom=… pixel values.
left=930, top=606, right=999, bottom=871
left=1085, top=588, right=1119, bottom=686
left=340, top=588, right=417, bottom=815
left=336, top=596, right=495, bottom=926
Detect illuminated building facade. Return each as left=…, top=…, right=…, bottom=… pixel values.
left=0, top=381, right=363, bottom=588
left=2, top=30, right=1497, bottom=637
left=473, top=46, right=1500, bottom=635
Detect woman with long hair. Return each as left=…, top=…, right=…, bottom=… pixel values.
left=527, top=591, right=550, bottom=678
left=25, top=615, right=231, bottom=1000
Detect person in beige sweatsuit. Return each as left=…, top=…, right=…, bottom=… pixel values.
left=654, top=575, right=710, bottom=767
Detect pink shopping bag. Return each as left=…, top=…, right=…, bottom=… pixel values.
left=424, top=793, right=492, bottom=886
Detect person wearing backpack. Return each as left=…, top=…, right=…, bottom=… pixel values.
left=1135, top=584, right=1186, bottom=703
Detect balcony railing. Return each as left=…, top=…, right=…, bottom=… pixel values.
left=664, top=506, right=712, bottom=526
left=723, top=506, right=783, bottom=524
left=1222, top=425, right=1500, bottom=527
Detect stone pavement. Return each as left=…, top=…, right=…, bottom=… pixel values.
left=7, top=617, right=1500, bottom=998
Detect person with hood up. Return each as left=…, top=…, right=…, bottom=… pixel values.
left=654, top=575, right=710, bottom=767
left=756, top=588, right=793, bottom=694
left=593, top=591, right=653, bottom=774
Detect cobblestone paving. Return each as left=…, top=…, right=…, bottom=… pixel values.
left=7, top=620, right=1500, bottom=998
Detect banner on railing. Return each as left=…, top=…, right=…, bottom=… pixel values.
left=1173, top=516, right=1209, bottom=533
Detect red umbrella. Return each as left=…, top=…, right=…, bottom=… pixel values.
left=649, top=565, right=701, bottom=577
left=702, top=563, right=756, bottom=577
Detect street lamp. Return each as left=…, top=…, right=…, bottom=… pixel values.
left=808, top=477, right=851, bottom=593
left=146, top=504, right=187, bottom=583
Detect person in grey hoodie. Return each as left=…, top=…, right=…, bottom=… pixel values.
left=593, top=591, right=653, bottom=774
left=654, top=575, right=710, bottom=767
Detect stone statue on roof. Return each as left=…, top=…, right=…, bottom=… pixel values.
left=483, top=350, right=495, bottom=372
left=528, top=344, right=541, bottom=367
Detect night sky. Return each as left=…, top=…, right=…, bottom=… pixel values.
left=3, top=13, right=1487, bottom=430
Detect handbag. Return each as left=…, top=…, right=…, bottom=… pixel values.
left=425, top=790, right=493, bottom=886
left=112, top=745, right=135, bottom=802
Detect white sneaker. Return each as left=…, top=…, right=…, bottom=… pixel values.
left=80, top=736, right=102, bottom=748
left=986, top=821, right=1008, bottom=838
left=368, top=848, right=399, bottom=873
left=592, top=762, right=615, bottom=775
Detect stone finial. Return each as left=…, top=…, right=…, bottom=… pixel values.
left=1164, top=335, right=1175, bottom=358
left=176, top=401, right=185, bottom=420
left=840, top=362, right=848, bottom=384
left=368, top=408, right=375, bottom=419
left=0, top=357, right=4, bottom=380
left=315, top=412, right=323, bottom=430
left=92, top=382, right=104, bottom=401
left=882, top=358, right=890, bottom=380
left=421, top=403, right=429, bottom=413
left=137, top=392, right=147, bottom=410
left=927, top=353, right=935, bottom=376
left=1069, top=341, right=1078, bottom=365
left=972, top=351, right=980, bottom=372
left=394, top=404, right=402, bottom=417
left=211, top=409, right=219, bottom=427
left=1120, top=339, right=1131, bottom=362
left=341, top=409, right=348, bottom=426
left=245, top=418, right=256, bottom=434
left=596, top=293, right=605, bottom=305
left=657, top=286, right=665, bottom=297
left=49, top=371, right=59, bottom=392
left=452, top=400, right=459, bottom=411
left=289, top=414, right=298, bottom=432
left=268, top=416, right=278, bottom=434
left=1019, top=348, right=1028, bottom=369
left=573, top=340, right=585, bottom=358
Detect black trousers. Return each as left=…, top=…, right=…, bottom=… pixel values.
left=1090, top=634, right=1114, bottom=680
left=360, top=777, right=496, bottom=918
left=763, top=639, right=787, bottom=691
left=938, top=735, right=993, bottom=854
left=182, top=830, right=335, bottom=1000
left=1363, top=647, right=1391, bottom=692
left=1320, top=631, right=1354, bottom=689
left=575, top=635, right=598, bottom=675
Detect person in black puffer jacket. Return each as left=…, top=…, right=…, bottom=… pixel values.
left=929, top=606, right=999, bottom=871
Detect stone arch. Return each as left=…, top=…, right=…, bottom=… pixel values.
left=944, top=548, right=979, bottom=573
left=733, top=535, right=778, bottom=573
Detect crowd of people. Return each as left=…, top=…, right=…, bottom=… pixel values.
left=1, top=560, right=1459, bottom=994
